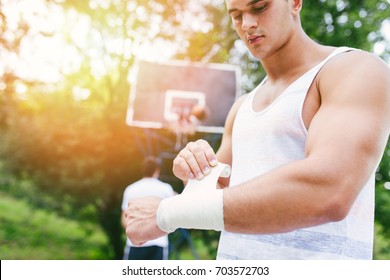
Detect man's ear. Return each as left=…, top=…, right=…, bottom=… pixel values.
left=291, top=0, right=303, bottom=15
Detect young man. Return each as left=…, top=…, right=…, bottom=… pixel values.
left=121, top=156, right=175, bottom=260
left=124, top=0, right=390, bottom=259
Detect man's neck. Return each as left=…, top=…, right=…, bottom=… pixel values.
left=260, top=32, right=324, bottom=84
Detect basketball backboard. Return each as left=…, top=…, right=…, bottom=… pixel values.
left=126, top=60, right=240, bottom=133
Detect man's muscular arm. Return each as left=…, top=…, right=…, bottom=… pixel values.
left=223, top=51, right=390, bottom=234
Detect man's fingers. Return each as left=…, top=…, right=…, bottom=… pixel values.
left=179, top=147, right=205, bottom=179
left=186, top=140, right=217, bottom=177
left=128, top=234, right=145, bottom=247
left=196, top=139, right=218, bottom=167
left=173, top=154, right=195, bottom=180
left=173, top=139, right=218, bottom=181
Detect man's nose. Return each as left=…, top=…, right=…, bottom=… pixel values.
left=241, top=13, right=258, bottom=30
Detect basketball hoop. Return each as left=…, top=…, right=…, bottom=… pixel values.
left=163, top=90, right=210, bottom=151
left=126, top=60, right=239, bottom=135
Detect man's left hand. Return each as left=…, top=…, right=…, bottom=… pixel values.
left=125, top=196, right=167, bottom=246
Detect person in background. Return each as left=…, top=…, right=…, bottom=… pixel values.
left=121, top=156, right=175, bottom=260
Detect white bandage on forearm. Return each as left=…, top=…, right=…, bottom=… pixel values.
left=156, top=162, right=231, bottom=233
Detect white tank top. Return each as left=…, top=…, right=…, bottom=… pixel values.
left=217, top=47, right=375, bottom=260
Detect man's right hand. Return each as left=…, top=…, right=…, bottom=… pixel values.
left=172, top=139, right=218, bottom=181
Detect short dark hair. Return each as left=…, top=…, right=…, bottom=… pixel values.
left=142, top=156, right=160, bottom=177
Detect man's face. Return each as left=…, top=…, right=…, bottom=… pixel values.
left=225, top=0, right=294, bottom=59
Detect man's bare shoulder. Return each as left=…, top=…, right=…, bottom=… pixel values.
left=314, top=48, right=390, bottom=134
left=320, top=49, right=390, bottom=82
left=318, top=49, right=390, bottom=100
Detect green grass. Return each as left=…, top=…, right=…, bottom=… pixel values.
left=374, top=223, right=390, bottom=260
left=0, top=191, right=111, bottom=259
